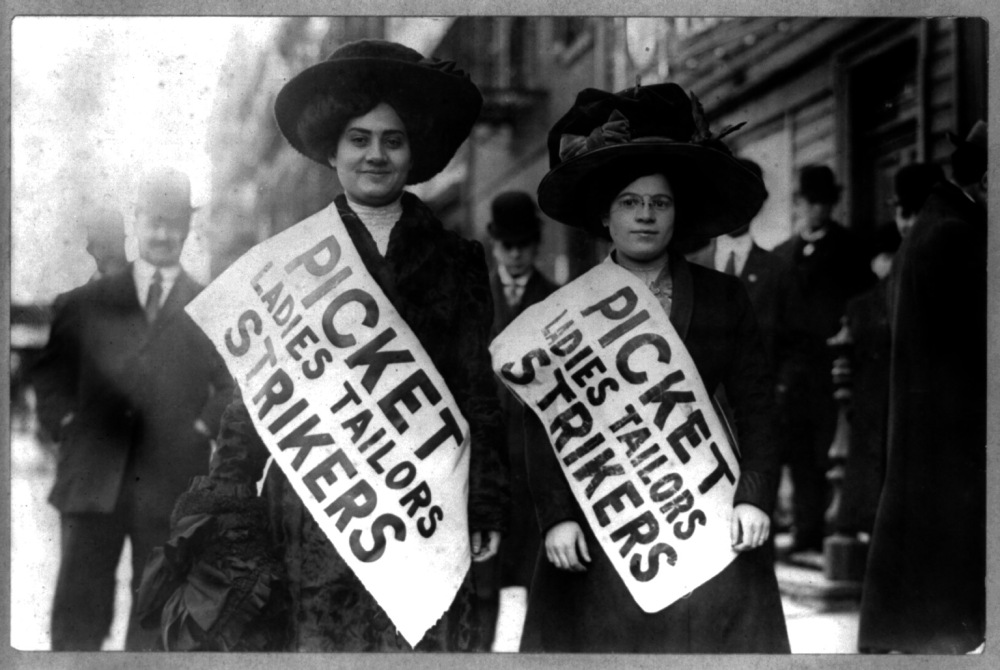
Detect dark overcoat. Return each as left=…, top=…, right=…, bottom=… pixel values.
left=33, top=267, right=232, bottom=519
left=489, top=268, right=559, bottom=588
left=836, top=280, right=892, bottom=534
left=858, top=182, right=986, bottom=653
left=687, top=239, right=801, bottom=376
left=148, top=193, right=510, bottom=651
left=520, top=255, right=789, bottom=653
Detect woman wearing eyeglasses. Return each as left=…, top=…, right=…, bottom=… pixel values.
left=518, top=83, right=790, bottom=653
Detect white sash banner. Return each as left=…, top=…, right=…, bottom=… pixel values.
left=186, top=203, right=471, bottom=646
left=490, top=262, right=740, bottom=613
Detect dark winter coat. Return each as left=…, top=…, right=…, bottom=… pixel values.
left=521, top=254, right=790, bottom=653
left=836, top=279, right=892, bottom=535
left=32, top=267, right=232, bottom=517
left=858, top=182, right=986, bottom=653
left=687, top=239, right=801, bottom=376
left=489, top=268, right=559, bottom=588
left=140, top=193, right=509, bottom=652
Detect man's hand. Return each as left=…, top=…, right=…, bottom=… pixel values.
left=731, top=503, right=770, bottom=552
left=545, top=520, right=591, bottom=571
left=471, top=530, right=501, bottom=562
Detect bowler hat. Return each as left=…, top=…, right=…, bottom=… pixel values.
left=796, top=165, right=841, bottom=205
left=487, top=191, right=542, bottom=245
left=137, top=167, right=195, bottom=219
left=274, top=39, right=483, bottom=185
left=536, top=83, right=765, bottom=243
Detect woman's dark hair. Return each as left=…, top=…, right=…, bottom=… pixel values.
left=295, top=83, right=434, bottom=170
left=586, top=158, right=685, bottom=243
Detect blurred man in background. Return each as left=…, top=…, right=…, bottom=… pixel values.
left=772, top=165, right=875, bottom=554
left=482, top=190, right=558, bottom=651
left=82, top=204, right=129, bottom=281
left=859, top=123, right=987, bottom=654
left=32, top=167, right=233, bottom=651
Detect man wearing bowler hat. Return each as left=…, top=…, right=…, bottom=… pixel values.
left=482, top=191, right=557, bottom=650
left=33, top=167, right=233, bottom=651
left=772, top=165, right=875, bottom=554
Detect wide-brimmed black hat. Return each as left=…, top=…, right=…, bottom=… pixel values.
left=796, top=165, right=841, bottom=205
left=487, top=191, right=542, bottom=245
left=536, top=83, right=765, bottom=243
left=274, top=39, right=483, bottom=184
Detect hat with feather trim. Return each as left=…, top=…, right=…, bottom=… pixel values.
left=536, top=82, right=765, bottom=244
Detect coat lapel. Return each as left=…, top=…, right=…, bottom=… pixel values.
left=144, top=270, right=199, bottom=345
left=105, top=263, right=143, bottom=314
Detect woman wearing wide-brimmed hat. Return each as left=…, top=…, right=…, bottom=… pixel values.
left=136, top=39, right=508, bottom=652
left=519, top=83, right=789, bottom=653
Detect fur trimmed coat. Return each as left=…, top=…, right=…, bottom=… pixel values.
left=139, top=193, right=509, bottom=652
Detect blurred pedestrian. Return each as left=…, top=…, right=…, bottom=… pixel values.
left=137, top=39, right=508, bottom=652
left=859, top=122, right=986, bottom=653
left=31, top=167, right=234, bottom=650
left=687, top=158, right=803, bottom=536
left=82, top=204, right=128, bottom=281
left=891, top=162, right=946, bottom=240
left=520, top=82, right=789, bottom=653
left=833, top=221, right=902, bottom=537
left=772, top=165, right=875, bottom=553
left=482, top=190, right=557, bottom=651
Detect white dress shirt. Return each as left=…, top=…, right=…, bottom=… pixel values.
left=133, top=258, right=181, bottom=310
left=714, top=232, right=754, bottom=277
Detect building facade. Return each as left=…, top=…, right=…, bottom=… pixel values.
left=203, top=16, right=987, bottom=282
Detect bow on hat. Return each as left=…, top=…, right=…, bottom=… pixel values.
left=549, top=85, right=746, bottom=167
left=536, top=82, right=766, bottom=243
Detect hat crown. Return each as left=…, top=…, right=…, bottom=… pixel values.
left=488, top=191, right=541, bottom=242
left=138, top=167, right=193, bottom=216
left=796, top=164, right=840, bottom=203
left=324, top=39, right=424, bottom=65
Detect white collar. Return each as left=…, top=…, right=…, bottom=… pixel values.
left=716, top=232, right=753, bottom=256
left=498, top=263, right=532, bottom=287
left=133, top=258, right=182, bottom=306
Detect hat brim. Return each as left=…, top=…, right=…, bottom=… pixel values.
left=537, top=141, right=766, bottom=243
left=274, top=57, right=482, bottom=184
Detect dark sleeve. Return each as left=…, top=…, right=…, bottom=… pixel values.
left=453, top=241, right=510, bottom=533
left=724, top=283, right=782, bottom=515
left=524, top=410, right=580, bottom=534
left=31, top=292, right=78, bottom=441
left=207, top=384, right=271, bottom=486
left=198, top=336, right=236, bottom=435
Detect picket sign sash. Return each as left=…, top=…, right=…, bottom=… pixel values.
left=186, top=202, right=471, bottom=646
left=490, top=261, right=741, bottom=613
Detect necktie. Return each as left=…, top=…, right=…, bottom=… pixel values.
left=146, top=271, right=163, bottom=323
left=723, top=250, right=737, bottom=276
left=504, top=281, right=523, bottom=307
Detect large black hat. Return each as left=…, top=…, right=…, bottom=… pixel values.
left=487, top=191, right=542, bottom=245
left=536, top=83, right=765, bottom=243
left=274, top=39, right=483, bottom=184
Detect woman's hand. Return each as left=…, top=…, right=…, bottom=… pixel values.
left=545, top=521, right=591, bottom=571
left=471, top=530, right=501, bottom=562
left=731, top=503, right=770, bottom=552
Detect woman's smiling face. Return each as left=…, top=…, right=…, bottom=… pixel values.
left=603, top=173, right=676, bottom=268
left=330, top=102, right=412, bottom=206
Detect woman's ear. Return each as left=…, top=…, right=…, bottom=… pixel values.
left=327, top=152, right=337, bottom=169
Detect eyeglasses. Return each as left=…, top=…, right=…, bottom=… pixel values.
left=612, top=194, right=674, bottom=212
